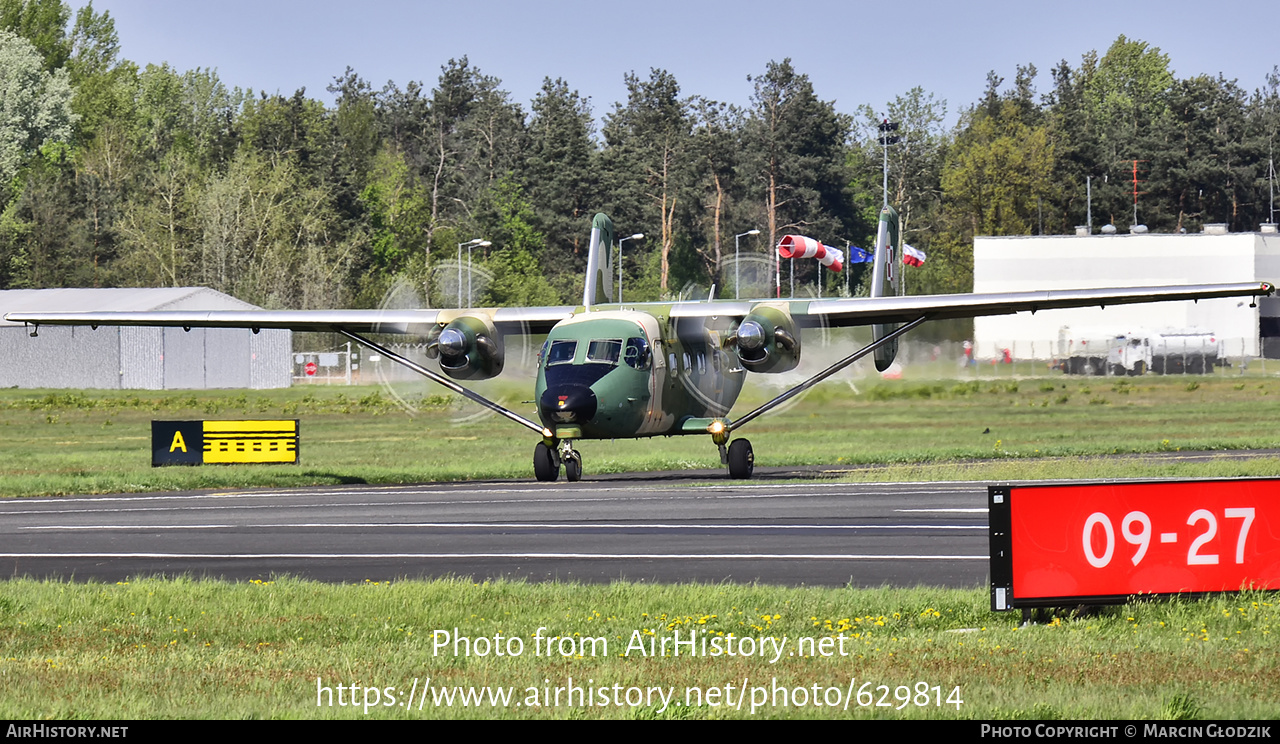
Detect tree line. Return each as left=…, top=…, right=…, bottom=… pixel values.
left=3, top=1, right=1278, bottom=311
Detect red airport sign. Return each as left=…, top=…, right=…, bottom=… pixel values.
left=989, top=478, right=1280, bottom=610
left=304, top=361, right=318, bottom=376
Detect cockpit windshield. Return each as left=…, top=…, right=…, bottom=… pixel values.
left=586, top=339, right=622, bottom=364
left=624, top=337, right=650, bottom=369
left=546, top=340, right=577, bottom=365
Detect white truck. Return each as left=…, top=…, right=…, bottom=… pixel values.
left=1057, top=327, right=1220, bottom=375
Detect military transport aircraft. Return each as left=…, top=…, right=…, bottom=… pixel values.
left=6, top=208, right=1273, bottom=481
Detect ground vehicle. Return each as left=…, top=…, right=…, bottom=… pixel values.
left=1058, top=327, right=1221, bottom=375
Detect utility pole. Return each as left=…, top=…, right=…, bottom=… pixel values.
left=1130, top=159, right=1148, bottom=226
left=1087, top=176, right=1092, bottom=233
left=878, top=120, right=900, bottom=208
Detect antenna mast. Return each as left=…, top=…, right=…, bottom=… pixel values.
left=878, top=120, right=900, bottom=207
left=1130, top=159, right=1148, bottom=226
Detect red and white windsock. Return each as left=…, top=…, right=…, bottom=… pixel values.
left=776, top=235, right=843, bottom=272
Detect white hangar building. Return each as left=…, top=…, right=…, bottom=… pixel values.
left=972, top=226, right=1280, bottom=361
left=0, top=288, right=291, bottom=389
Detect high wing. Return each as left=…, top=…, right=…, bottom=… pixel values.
left=4, top=306, right=574, bottom=336
left=6, top=282, right=1272, bottom=335
left=667, top=282, right=1274, bottom=327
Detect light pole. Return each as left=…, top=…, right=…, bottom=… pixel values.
left=617, top=233, right=643, bottom=304
left=733, top=229, right=760, bottom=299
left=468, top=240, right=491, bottom=306
left=457, top=238, right=487, bottom=307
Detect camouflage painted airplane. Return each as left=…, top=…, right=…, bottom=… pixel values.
left=7, top=208, right=1273, bottom=481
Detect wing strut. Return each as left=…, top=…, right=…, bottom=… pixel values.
left=727, top=315, right=928, bottom=433
left=336, top=329, right=548, bottom=435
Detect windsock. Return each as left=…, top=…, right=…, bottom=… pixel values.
left=776, top=235, right=843, bottom=272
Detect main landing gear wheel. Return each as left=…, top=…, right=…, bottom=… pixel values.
left=727, top=438, right=754, bottom=480
left=533, top=442, right=558, bottom=482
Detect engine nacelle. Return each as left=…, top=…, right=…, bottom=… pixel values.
left=426, top=314, right=504, bottom=380
left=726, top=304, right=801, bottom=374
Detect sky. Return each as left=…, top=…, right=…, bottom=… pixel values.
left=71, top=0, right=1280, bottom=129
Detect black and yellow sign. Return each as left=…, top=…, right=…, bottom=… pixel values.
left=152, top=420, right=299, bottom=466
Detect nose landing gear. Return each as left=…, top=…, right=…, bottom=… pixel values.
left=533, top=439, right=583, bottom=482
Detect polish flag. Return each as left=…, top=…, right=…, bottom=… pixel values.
left=903, top=244, right=926, bottom=267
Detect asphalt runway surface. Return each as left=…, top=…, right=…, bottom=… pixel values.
left=0, top=474, right=990, bottom=587
left=5, top=449, right=1273, bottom=587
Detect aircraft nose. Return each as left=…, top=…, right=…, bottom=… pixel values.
left=540, top=385, right=597, bottom=424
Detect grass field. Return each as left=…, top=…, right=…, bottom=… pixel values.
left=3, top=368, right=1280, bottom=498
left=0, top=579, right=1275, bottom=719
left=2, top=369, right=1278, bottom=719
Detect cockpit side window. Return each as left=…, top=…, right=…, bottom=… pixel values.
left=586, top=339, right=622, bottom=364
left=623, top=337, right=650, bottom=369
left=547, top=340, right=577, bottom=365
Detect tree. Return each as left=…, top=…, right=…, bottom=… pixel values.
left=687, top=97, right=746, bottom=283
left=1082, top=36, right=1175, bottom=228
left=0, top=0, right=69, bottom=71
left=744, top=59, right=855, bottom=291
left=525, top=77, right=598, bottom=293
left=478, top=177, right=559, bottom=306
left=0, top=29, right=75, bottom=190
left=602, top=69, right=691, bottom=292
left=354, top=143, right=430, bottom=305
left=943, top=99, right=1055, bottom=238
left=1249, top=67, right=1280, bottom=224
left=1156, top=75, right=1252, bottom=231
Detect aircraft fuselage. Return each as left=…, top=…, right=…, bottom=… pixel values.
left=534, top=309, right=745, bottom=440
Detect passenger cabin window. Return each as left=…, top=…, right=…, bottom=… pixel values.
left=547, top=340, right=577, bottom=365
left=586, top=339, right=622, bottom=364
left=624, top=337, right=650, bottom=369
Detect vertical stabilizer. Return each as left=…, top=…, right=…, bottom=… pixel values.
left=583, top=213, right=615, bottom=308
left=871, top=205, right=900, bottom=371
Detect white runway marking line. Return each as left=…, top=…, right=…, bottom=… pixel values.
left=0, top=495, right=723, bottom=517
left=896, top=508, right=989, bottom=513
left=0, top=490, right=986, bottom=518
left=0, top=481, right=981, bottom=510
left=0, top=551, right=986, bottom=561
left=23, top=522, right=986, bottom=532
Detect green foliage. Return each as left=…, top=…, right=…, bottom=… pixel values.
left=1, top=19, right=1278, bottom=307
left=0, top=0, right=69, bottom=71
left=479, top=177, right=559, bottom=306
left=943, top=99, right=1054, bottom=237
left=0, top=29, right=75, bottom=187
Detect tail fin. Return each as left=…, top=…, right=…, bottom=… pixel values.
left=583, top=213, right=615, bottom=308
left=871, top=205, right=900, bottom=371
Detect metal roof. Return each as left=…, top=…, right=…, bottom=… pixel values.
left=0, top=288, right=260, bottom=327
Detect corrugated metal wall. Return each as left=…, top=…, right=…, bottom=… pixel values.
left=1, top=326, right=291, bottom=390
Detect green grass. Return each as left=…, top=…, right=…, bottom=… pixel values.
left=3, top=371, right=1280, bottom=719
left=3, top=370, right=1280, bottom=498
left=0, top=578, right=1275, bottom=719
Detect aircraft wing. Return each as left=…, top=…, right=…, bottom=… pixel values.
left=6, top=283, right=1271, bottom=333
left=669, top=282, right=1274, bottom=327
left=4, top=306, right=576, bottom=335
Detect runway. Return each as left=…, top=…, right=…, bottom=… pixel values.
left=0, top=476, right=990, bottom=587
